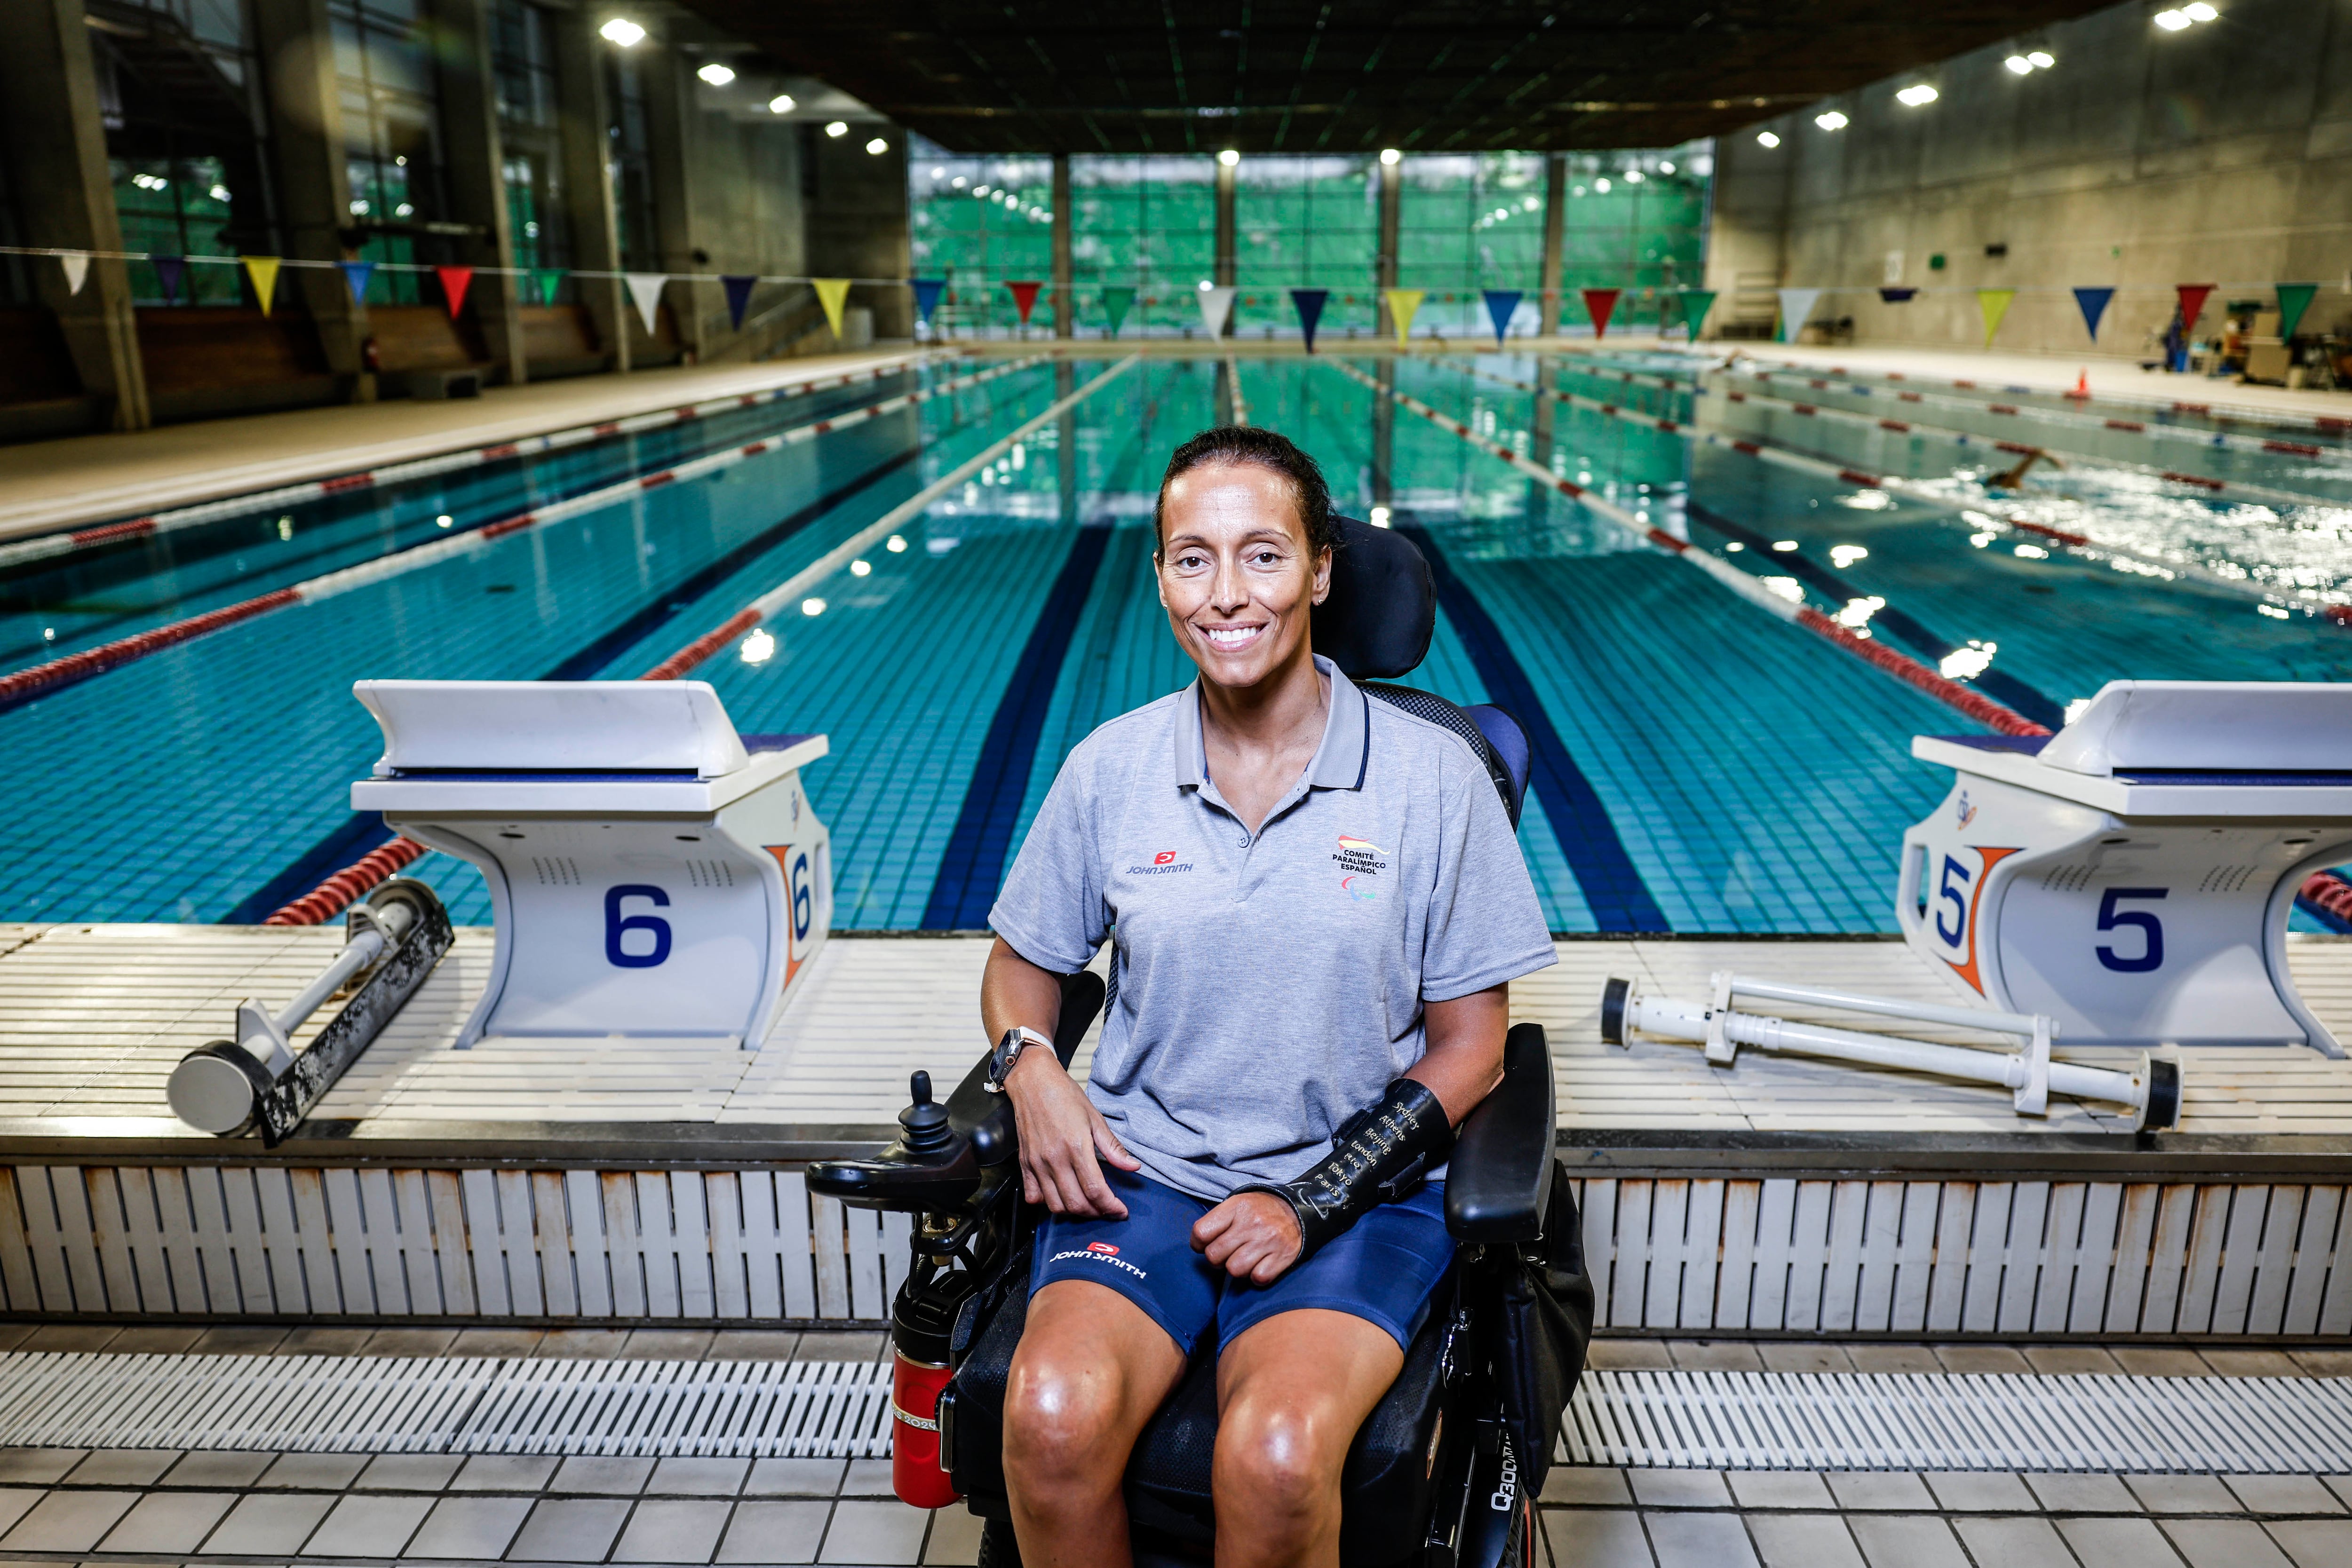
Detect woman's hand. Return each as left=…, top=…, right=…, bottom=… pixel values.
left=1191, top=1192, right=1303, bottom=1283
left=1003, top=1048, right=1140, bottom=1218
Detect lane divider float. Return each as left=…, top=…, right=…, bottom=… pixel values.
left=1325, top=358, right=2048, bottom=738
left=0, top=350, right=964, bottom=573
left=261, top=355, right=1144, bottom=925
left=0, top=356, right=1051, bottom=716
left=1446, top=358, right=2352, bottom=625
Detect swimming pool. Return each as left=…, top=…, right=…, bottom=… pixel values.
left=4, top=351, right=2347, bottom=934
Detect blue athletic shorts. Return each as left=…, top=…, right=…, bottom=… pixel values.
left=1030, top=1165, right=1455, bottom=1357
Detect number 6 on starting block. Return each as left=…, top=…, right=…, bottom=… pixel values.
left=350, top=680, right=831, bottom=1050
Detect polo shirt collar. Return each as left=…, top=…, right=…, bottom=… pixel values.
left=1174, top=655, right=1369, bottom=792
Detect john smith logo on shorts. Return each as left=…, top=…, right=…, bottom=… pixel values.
left=1050, top=1245, right=1148, bottom=1279
left=1087, top=1242, right=1120, bottom=1255
left=1128, top=849, right=1194, bottom=875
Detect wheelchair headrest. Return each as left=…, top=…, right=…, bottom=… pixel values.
left=1311, top=516, right=1435, bottom=681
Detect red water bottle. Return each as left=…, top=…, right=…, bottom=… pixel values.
left=891, top=1350, right=959, bottom=1507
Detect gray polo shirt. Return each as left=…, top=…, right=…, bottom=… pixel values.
left=989, top=656, right=1557, bottom=1202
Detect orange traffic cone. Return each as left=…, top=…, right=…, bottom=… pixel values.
left=2068, top=368, right=2090, bottom=399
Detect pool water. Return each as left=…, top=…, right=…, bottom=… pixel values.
left=3, top=352, right=2346, bottom=934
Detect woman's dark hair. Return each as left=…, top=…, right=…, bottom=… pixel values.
left=1153, top=426, right=1338, bottom=557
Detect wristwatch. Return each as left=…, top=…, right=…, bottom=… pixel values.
left=985, top=1026, right=1057, bottom=1093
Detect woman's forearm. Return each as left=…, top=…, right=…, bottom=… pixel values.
left=982, top=936, right=1067, bottom=1049
left=1406, top=983, right=1510, bottom=1125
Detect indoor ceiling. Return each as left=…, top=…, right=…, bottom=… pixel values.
left=670, top=0, right=2116, bottom=154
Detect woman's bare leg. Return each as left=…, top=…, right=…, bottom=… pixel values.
left=1003, top=1279, right=1189, bottom=1568
left=1211, top=1309, right=1407, bottom=1568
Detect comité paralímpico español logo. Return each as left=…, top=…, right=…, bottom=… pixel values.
left=1335, top=834, right=1386, bottom=900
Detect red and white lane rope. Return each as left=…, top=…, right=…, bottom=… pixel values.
left=1708, top=380, right=2349, bottom=516
left=258, top=355, right=1142, bottom=926
left=0, top=356, right=1049, bottom=713
left=1446, top=359, right=2352, bottom=625
left=641, top=355, right=1140, bottom=680
left=1325, top=358, right=2048, bottom=738
left=0, top=351, right=960, bottom=573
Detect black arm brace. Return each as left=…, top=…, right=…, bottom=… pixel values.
left=1239, top=1078, right=1455, bottom=1264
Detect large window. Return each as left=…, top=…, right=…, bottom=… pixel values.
left=909, top=143, right=1054, bottom=336
left=1233, top=155, right=1380, bottom=336
left=492, top=0, right=570, bottom=293
left=93, top=0, right=277, bottom=306
left=606, top=53, right=658, bottom=272
left=332, top=0, right=450, bottom=304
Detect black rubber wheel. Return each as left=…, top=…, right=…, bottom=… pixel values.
left=1599, top=977, right=1630, bottom=1046
left=977, top=1517, right=1023, bottom=1568
left=2143, top=1056, right=2182, bottom=1131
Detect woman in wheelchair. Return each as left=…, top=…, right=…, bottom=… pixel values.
left=977, top=428, right=1557, bottom=1567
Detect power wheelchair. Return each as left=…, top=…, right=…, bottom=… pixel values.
left=808, top=518, right=1594, bottom=1567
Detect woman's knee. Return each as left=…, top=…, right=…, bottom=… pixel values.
left=1003, top=1350, right=1134, bottom=1482
left=1213, top=1396, right=1345, bottom=1521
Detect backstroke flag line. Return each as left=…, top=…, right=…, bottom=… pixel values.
left=242, top=255, right=281, bottom=316
left=721, top=275, right=756, bottom=330
left=1383, top=288, right=1423, bottom=346
left=2073, top=287, right=2114, bottom=342
left=338, top=261, right=374, bottom=304
left=1978, top=287, right=2016, bottom=348
left=1291, top=288, right=1328, bottom=352
left=1100, top=285, right=1135, bottom=336
left=60, top=253, right=88, bottom=295
left=2277, top=282, right=2319, bottom=341
left=812, top=277, right=852, bottom=338
left=910, top=278, right=946, bottom=328
left=1005, top=280, right=1042, bottom=325
left=626, top=273, right=667, bottom=335
left=1776, top=287, right=1822, bottom=343
left=1198, top=285, right=1237, bottom=338
left=1481, top=289, right=1522, bottom=347
left=1676, top=289, right=1716, bottom=341
left=1581, top=287, right=1621, bottom=339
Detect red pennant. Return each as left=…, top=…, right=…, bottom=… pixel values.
left=435, top=266, right=475, bottom=318
left=1006, top=280, right=1043, bottom=325
left=1581, top=287, right=1622, bottom=339
left=2175, top=283, right=2214, bottom=332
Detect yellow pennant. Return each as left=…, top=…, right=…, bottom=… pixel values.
left=1383, top=288, right=1424, bottom=348
left=1977, top=287, right=2016, bottom=348
left=812, top=278, right=852, bottom=339
left=242, top=255, right=282, bottom=316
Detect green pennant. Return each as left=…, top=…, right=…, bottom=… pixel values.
left=2276, top=282, right=2319, bottom=340
left=531, top=269, right=564, bottom=307
left=1675, top=288, right=1717, bottom=342
left=1101, top=285, right=1136, bottom=336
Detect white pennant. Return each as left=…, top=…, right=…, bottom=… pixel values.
left=1776, top=286, right=1825, bottom=343
left=60, top=252, right=90, bottom=296
left=625, top=272, right=668, bottom=336
left=1196, top=285, right=1236, bottom=339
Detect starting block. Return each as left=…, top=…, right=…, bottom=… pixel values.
left=1900, top=681, right=2352, bottom=1054
left=350, top=681, right=831, bottom=1049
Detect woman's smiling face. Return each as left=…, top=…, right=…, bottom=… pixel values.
left=1156, top=461, right=1331, bottom=691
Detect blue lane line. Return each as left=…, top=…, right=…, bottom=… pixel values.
left=920, top=521, right=1116, bottom=930
left=1395, top=519, right=1671, bottom=934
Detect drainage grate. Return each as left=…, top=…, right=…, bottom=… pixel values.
left=0, top=1354, right=890, bottom=1457
left=1564, top=1370, right=2352, bottom=1473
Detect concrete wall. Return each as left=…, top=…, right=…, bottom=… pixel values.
left=1704, top=0, right=2352, bottom=356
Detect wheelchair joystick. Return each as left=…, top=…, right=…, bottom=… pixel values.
left=898, top=1071, right=955, bottom=1156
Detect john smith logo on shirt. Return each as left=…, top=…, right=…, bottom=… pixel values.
left=1334, top=834, right=1388, bottom=900
left=1128, top=849, right=1194, bottom=875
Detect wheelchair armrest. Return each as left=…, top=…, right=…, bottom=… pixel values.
left=1443, top=1022, right=1555, bottom=1243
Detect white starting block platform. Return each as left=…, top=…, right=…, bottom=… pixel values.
left=1, top=927, right=2350, bottom=1340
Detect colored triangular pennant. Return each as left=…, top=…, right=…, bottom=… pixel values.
left=626, top=272, right=668, bottom=335
left=2073, top=286, right=2114, bottom=342
left=1100, top=285, right=1135, bottom=336
left=242, top=255, right=282, bottom=316
left=1005, top=279, right=1042, bottom=325
left=59, top=253, right=89, bottom=296
left=1676, top=289, right=1716, bottom=342
left=1481, top=290, right=1523, bottom=348
left=1878, top=287, right=1918, bottom=303
left=1383, top=288, right=1423, bottom=346
left=1776, top=287, right=1822, bottom=343
left=1580, top=287, right=1621, bottom=339
left=531, top=268, right=564, bottom=307
left=1291, top=288, right=1328, bottom=352
left=338, top=260, right=375, bottom=304
left=2176, top=282, right=2215, bottom=333
left=152, top=255, right=184, bottom=303
left=1198, top=285, right=1237, bottom=338
left=811, top=277, right=851, bottom=338
left=1977, top=287, right=2016, bottom=348
left=435, top=265, right=473, bottom=318
left=2277, top=282, right=2319, bottom=340
left=910, top=277, right=946, bottom=327
left=721, top=274, right=757, bottom=330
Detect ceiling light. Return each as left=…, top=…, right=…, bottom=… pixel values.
left=1379, top=148, right=1400, bottom=166
left=1199, top=279, right=1213, bottom=291
left=598, top=16, right=644, bottom=45
left=768, top=94, right=795, bottom=113
left=1523, top=195, right=1540, bottom=210
left=1660, top=160, right=1675, bottom=172
left=824, top=120, right=848, bottom=137
left=2184, top=1, right=2217, bottom=17
left=1218, top=149, right=1240, bottom=166
left=1595, top=177, right=1611, bottom=191
left=950, top=174, right=966, bottom=187
left=2006, top=53, right=2034, bottom=72
left=1896, top=84, right=1938, bottom=105
left=1756, top=131, right=1781, bottom=148
left=696, top=62, right=734, bottom=85
left=1625, top=169, right=1644, bottom=182
left=2154, top=8, right=2191, bottom=27
left=1816, top=110, right=1849, bottom=130
left=2028, top=49, right=2055, bottom=66
left=866, top=137, right=888, bottom=155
